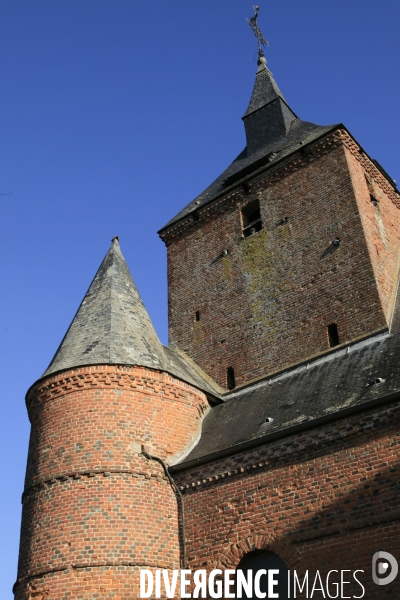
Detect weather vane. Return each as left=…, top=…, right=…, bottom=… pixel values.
left=247, top=5, right=269, bottom=58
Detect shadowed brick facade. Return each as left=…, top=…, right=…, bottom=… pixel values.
left=15, top=50, right=400, bottom=599
left=172, top=400, right=400, bottom=598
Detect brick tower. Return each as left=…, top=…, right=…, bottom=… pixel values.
left=160, top=54, right=400, bottom=390
left=14, top=238, right=216, bottom=599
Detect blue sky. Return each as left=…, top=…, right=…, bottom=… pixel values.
left=0, top=0, right=399, bottom=595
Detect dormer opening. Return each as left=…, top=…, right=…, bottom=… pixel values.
left=242, top=200, right=262, bottom=237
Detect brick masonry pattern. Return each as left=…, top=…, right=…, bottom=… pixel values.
left=165, top=129, right=400, bottom=389
left=15, top=365, right=208, bottom=599
left=15, top=128, right=400, bottom=599
left=174, top=398, right=400, bottom=598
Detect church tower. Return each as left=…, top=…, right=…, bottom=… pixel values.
left=14, top=238, right=216, bottom=599
left=159, top=51, right=400, bottom=390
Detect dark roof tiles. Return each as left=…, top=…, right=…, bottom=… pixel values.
left=42, top=238, right=222, bottom=397
left=160, top=119, right=337, bottom=231
left=159, top=62, right=336, bottom=233
left=43, top=238, right=165, bottom=376
left=177, top=330, right=399, bottom=466
left=243, top=62, right=285, bottom=117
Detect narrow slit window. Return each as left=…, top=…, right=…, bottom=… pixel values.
left=195, top=310, right=200, bottom=322
left=327, top=323, right=339, bottom=347
left=370, top=194, right=379, bottom=207
left=227, top=367, right=236, bottom=390
left=242, top=199, right=262, bottom=237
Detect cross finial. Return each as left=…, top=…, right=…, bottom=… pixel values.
left=247, top=5, right=269, bottom=59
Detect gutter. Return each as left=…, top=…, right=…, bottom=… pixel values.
left=142, top=451, right=187, bottom=568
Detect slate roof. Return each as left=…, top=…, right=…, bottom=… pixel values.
left=42, top=238, right=221, bottom=397
left=159, top=61, right=338, bottom=233
left=174, top=328, right=400, bottom=468
left=243, top=60, right=286, bottom=116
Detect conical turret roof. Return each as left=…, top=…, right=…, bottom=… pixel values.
left=41, top=238, right=222, bottom=398
left=43, top=237, right=166, bottom=377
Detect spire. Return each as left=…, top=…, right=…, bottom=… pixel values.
left=243, top=6, right=297, bottom=156
left=244, top=56, right=286, bottom=116
left=159, top=9, right=337, bottom=233
left=43, top=237, right=166, bottom=377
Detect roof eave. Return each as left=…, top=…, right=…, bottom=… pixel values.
left=241, top=95, right=299, bottom=122
left=170, top=388, right=400, bottom=472
left=158, top=123, right=343, bottom=238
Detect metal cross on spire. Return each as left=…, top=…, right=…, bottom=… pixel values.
left=247, top=5, right=269, bottom=58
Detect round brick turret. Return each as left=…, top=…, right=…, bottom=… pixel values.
left=14, top=240, right=213, bottom=599
left=15, top=366, right=207, bottom=599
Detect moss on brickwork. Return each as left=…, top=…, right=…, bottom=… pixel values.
left=240, top=229, right=281, bottom=341
left=193, top=320, right=203, bottom=346
left=277, top=221, right=292, bottom=243
left=221, top=255, right=232, bottom=282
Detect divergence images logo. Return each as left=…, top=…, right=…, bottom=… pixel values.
left=372, top=551, right=398, bottom=586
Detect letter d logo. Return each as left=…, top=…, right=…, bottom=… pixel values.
left=372, top=551, right=398, bottom=585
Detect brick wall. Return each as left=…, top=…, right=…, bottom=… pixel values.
left=174, top=399, right=400, bottom=598
left=16, top=566, right=158, bottom=600
left=15, top=365, right=208, bottom=599
left=165, top=131, right=400, bottom=389
left=344, top=146, right=400, bottom=321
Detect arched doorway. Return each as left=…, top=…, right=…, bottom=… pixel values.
left=236, top=550, right=292, bottom=599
